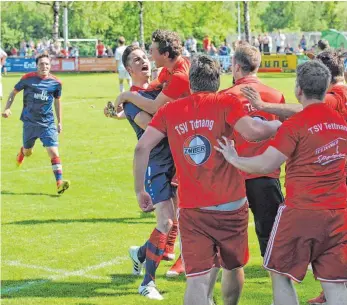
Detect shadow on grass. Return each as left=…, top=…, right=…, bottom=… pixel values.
left=4, top=217, right=156, bottom=226
left=1, top=190, right=60, bottom=198
left=1, top=273, right=174, bottom=299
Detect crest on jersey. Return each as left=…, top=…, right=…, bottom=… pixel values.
left=183, top=135, right=211, bottom=166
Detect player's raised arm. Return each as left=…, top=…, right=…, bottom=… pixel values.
left=241, top=86, right=303, bottom=118
left=2, top=89, right=18, bottom=118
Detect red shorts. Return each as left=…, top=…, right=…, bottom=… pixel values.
left=264, top=205, right=347, bottom=283
left=178, top=203, right=249, bottom=277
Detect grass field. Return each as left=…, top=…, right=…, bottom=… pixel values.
left=1, top=72, right=322, bottom=305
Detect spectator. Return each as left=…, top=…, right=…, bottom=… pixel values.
left=318, top=39, right=330, bottom=52
left=284, top=44, right=293, bottom=54
left=300, top=35, right=307, bottom=51
left=275, top=30, right=286, bottom=53
left=106, top=46, right=114, bottom=57
left=0, top=46, right=7, bottom=97
left=19, top=40, right=27, bottom=57
left=208, top=42, right=218, bottom=56
left=218, top=41, right=229, bottom=56
left=251, top=35, right=260, bottom=49
left=50, top=41, right=61, bottom=57
left=263, top=33, right=271, bottom=54
left=203, top=35, right=211, bottom=53
left=10, top=46, right=18, bottom=57
left=70, top=46, right=79, bottom=58
left=96, top=40, right=105, bottom=58
left=258, top=34, right=263, bottom=52
left=132, top=39, right=140, bottom=48
left=185, top=36, right=197, bottom=54
left=295, top=44, right=304, bottom=54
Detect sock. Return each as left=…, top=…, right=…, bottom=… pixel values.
left=142, top=228, right=167, bottom=286
left=119, top=84, right=124, bottom=93
left=51, top=157, right=63, bottom=185
left=17, top=147, right=25, bottom=162
left=137, top=241, right=147, bottom=263
left=165, top=220, right=178, bottom=253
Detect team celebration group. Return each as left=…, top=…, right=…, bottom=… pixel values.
left=2, top=29, right=347, bottom=305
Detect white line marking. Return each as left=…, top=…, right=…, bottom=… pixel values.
left=2, top=156, right=124, bottom=174
left=2, top=256, right=128, bottom=294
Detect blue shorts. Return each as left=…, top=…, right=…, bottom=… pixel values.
left=23, top=124, right=58, bottom=149
left=145, top=163, right=176, bottom=204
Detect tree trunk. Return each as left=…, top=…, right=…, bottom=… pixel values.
left=138, top=1, right=145, bottom=49
left=52, top=1, right=60, bottom=42
left=243, top=1, right=250, bottom=42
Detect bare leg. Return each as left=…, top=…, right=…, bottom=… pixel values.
left=185, top=271, right=211, bottom=305
left=322, top=281, right=347, bottom=305
left=221, top=268, right=245, bottom=305
left=208, top=267, right=220, bottom=305
left=270, top=272, right=299, bottom=305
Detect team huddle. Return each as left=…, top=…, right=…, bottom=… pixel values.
left=2, top=28, right=347, bottom=305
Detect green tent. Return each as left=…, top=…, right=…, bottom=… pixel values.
left=321, top=29, right=347, bottom=49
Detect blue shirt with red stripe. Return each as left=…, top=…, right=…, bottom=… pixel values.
left=14, top=72, right=62, bottom=127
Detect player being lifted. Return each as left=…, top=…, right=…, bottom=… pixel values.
left=105, top=43, right=179, bottom=300
left=2, top=54, right=69, bottom=194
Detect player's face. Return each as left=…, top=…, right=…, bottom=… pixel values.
left=37, top=57, right=51, bottom=77
left=150, top=42, right=165, bottom=68
left=127, top=49, right=151, bottom=78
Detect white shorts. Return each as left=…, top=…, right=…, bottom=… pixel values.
left=118, top=69, right=131, bottom=80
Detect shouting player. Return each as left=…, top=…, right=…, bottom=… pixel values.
left=216, top=60, right=347, bottom=305
left=133, top=55, right=282, bottom=305
left=2, top=54, right=69, bottom=194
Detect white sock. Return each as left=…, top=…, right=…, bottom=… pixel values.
left=119, top=84, right=124, bottom=93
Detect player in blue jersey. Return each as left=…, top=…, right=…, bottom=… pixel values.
left=2, top=54, right=70, bottom=194
left=104, top=45, right=177, bottom=300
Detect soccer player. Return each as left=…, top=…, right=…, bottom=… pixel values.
left=216, top=60, right=347, bottom=305
left=133, top=55, right=282, bottom=305
left=115, top=36, right=132, bottom=93
left=116, top=29, right=190, bottom=277
left=115, top=29, right=190, bottom=115
left=220, top=44, right=285, bottom=260
left=0, top=46, right=7, bottom=99
left=105, top=45, right=178, bottom=300
left=1, top=54, right=69, bottom=194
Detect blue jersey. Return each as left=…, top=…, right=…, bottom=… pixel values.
left=123, top=90, right=174, bottom=166
left=14, top=72, right=62, bottom=127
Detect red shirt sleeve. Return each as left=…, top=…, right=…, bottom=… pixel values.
left=324, top=93, right=339, bottom=111
left=162, top=72, right=189, bottom=100
left=221, top=94, right=247, bottom=127
left=148, top=103, right=168, bottom=134
left=270, top=119, right=298, bottom=157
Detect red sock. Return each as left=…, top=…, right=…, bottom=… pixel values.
left=165, top=220, right=178, bottom=253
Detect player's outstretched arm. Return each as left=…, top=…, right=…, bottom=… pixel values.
left=215, top=137, right=287, bottom=174
left=54, top=98, right=63, bottom=133
left=117, top=91, right=172, bottom=115
left=134, top=126, right=165, bottom=212
left=234, top=116, right=282, bottom=142
left=2, top=89, right=18, bottom=118
left=241, top=86, right=303, bottom=118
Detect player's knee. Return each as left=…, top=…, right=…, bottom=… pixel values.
left=157, top=217, right=173, bottom=234
left=23, top=149, right=33, bottom=156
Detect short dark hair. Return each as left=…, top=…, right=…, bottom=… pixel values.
left=189, top=55, right=220, bottom=92
left=151, top=29, right=182, bottom=59
left=296, top=60, right=331, bottom=101
left=318, top=39, right=330, bottom=51
left=316, top=50, right=345, bottom=84
left=122, top=45, right=141, bottom=68
left=118, top=36, right=125, bottom=45
left=36, top=54, right=50, bottom=64
left=233, top=45, right=261, bottom=73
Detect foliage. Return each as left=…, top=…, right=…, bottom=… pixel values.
left=1, top=1, right=347, bottom=51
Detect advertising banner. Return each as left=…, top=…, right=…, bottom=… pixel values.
left=3, top=58, right=36, bottom=73
left=260, top=54, right=297, bottom=70
left=78, top=58, right=116, bottom=72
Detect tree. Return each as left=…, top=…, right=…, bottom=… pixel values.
left=243, top=1, right=251, bottom=42
left=260, top=2, right=296, bottom=32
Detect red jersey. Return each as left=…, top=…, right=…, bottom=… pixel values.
left=326, top=84, right=347, bottom=121
left=157, top=56, right=190, bottom=100
left=96, top=44, right=104, bottom=56
left=149, top=92, right=247, bottom=209
left=270, top=103, right=347, bottom=210
left=221, top=76, right=285, bottom=180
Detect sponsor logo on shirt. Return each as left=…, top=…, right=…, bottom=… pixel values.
left=183, top=135, right=211, bottom=166
left=34, top=90, right=49, bottom=101
left=314, top=137, right=347, bottom=165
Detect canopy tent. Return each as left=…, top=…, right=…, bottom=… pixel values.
left=321, top=29, right=347, bottom=49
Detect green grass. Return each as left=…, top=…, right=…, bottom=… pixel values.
left=1, top=72, right=321, bottom=305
